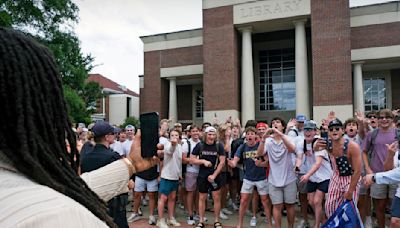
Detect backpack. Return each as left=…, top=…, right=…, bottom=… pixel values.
left=368, top=128, right=400, bottom=160
left=198, top=142, right=221, bottom=170
left=290, top=128, right=299, bottom=136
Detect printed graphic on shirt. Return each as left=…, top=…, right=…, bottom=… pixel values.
left=244, top=150, right=258, bottom=159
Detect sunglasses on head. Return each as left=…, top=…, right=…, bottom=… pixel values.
left=378, top=116, right=392, bottom=120
left=328, top=127, right=341, bottom=132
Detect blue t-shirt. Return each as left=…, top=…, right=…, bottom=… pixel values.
left=235, top=142, right=266, bottom=181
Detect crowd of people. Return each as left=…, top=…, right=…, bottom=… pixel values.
left=73, top=109, right=400, bottom=228
left=1, top=28, right=400, bottom=228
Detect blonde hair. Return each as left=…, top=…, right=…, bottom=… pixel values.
left=217, top=123, right=231, bottom=142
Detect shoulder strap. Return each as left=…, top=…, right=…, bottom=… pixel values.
left=198, top=142, right=204, bottom=159
left=343, top=138, right=350, bottom=156
left=368, top=129, right=379, bottom=158
left=214, top=142, right=220, bottom=170
left=291, top=128, right=299, bottom=136
left=186, top=138, right=191, bottom=158
left=239, top=144, right=246, bottom=173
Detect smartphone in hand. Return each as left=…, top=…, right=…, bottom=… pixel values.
left=139, top=112, right=159, bottom=158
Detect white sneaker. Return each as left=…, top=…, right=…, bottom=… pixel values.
left=364, top=216, right=372, bottom=228
left=168, top=217, right=181, bottom=227
left=187, top=217, right=196, bottom=225
left=156, top=218, right=169, bottom=228
left=219, top=211, right=229, bottom=220
left=142, top=198, right=148, bottom=206
left=127, top=213, right=141, bottom=222
left=250, top=216, right=257, bottom=227
left=232, top=203, right=239, bottom=211
left=222, top=208, right=233, bottom=215
left=149, top=215, right=157, bottom=225
left=296, top=219, right=309, bottom=228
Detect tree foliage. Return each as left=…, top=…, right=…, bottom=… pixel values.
left=120, top=117, right=140, bottom=130
left=0, top=0, right=102, bottom=124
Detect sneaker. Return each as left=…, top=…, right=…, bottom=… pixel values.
left=222, top=208, right=233, bottom=215
left=296, top=219, right=309, bottom=228
left=187, top=217, right=196, bottom=225
left=364, top=216, right=372, bottom=228
left=127, top=213, right=141, bottom=222
left=250, top=216, right=257, bottom=227
left=149, top=215, right=157, bottom=225
left=203, top=217, right=208, bottom=222
left=232, top=203, right=239, bottom=211
left=193, top=214, right=200, bottom=221
left=156, top=218, right=169, bottom=228
left=219, top=211, right=229, bottom=220
left=168, top=217, right=181, bottom=227
left=142, top=198, right=148, bottom=206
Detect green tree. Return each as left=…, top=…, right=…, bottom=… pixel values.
left=120, top=117, right=140, bottom=130
left=0, top=0, right=101, bottom=123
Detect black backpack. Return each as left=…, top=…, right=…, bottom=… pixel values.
left=181, top=138, right=191, bottom=176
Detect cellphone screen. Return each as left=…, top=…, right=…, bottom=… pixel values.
left=321, top=132, right=328, bottom=141
left=139, top=112, right=159, bottom=158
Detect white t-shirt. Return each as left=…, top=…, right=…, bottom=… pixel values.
left=110, top=141, right=123, bottom=156
left=295, top=139, right=314, bottom=174
left=161, top=142, right=183, bottom=180
left=264, top=138, right=297, bottom=187
left=122, top=140, right=133, bottom=156
left=182, top=138, right=201, bottom=173
left=311, top=149, right=333, bottom=183
left=110, top=139, right=133, bottom=157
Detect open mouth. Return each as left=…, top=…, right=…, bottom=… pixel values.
left=349, top=129, right=354, bottom=133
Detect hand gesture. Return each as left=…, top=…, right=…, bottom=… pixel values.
left=203, top=160, right=212, bottom=167
left=287, top=118, right=297, bottom=129
left=327, top=111, right=336, bottom=122
left=392, top=109, right=400, bottom=117
left=271, top=127, right=284, bottom=136
left=344, top=191, right=353, bottom=201
left=363, top=174, right=374, bottom=187
left=314, top=138, right=327, bottom=151
left=355, top=111, right=365, bottom=122
left=254, top=158, right=263, bottom=167
left=171, top=137, right=178, bottom=146
left=300, top=174, right=309, bottom=183
left=129, top=129, right=161, bottom=172
left=386, top=141, right=398, bottom=156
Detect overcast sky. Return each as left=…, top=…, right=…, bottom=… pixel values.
left=73, top=0, right=395, bottom=93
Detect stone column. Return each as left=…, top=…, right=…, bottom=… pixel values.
left=240, top=27, right=255, bottom=123
left=353, top=62, right=364, bottom=112
left=293, top=19, right=310, bottom=118
left=168, top=77, right=178, bottom=123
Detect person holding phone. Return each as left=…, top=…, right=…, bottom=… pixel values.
left=317, top=119, right=362, bottom=218
left=0, top=28, right=160, bottom=228
left=190, top=126, right=225, bottom=228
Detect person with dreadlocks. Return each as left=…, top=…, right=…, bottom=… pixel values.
left=0, top=28, right=159, bottom=228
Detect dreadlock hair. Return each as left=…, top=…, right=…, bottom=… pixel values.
left=0, top=28, right=115, bottom=227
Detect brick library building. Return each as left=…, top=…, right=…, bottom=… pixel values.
left=139, top=0, right=400, bottom=126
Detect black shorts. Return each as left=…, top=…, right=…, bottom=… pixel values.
left=197, top=174, right=222, bottom=193
left=392, top=196, right=400, bottom=218
left=220, top=172, right=231, bottom=186
left=231, top=167, right=240, bottom=179
left=307, top=179, right=330, bottom=193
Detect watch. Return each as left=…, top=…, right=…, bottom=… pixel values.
left=372, top=174, right=376, bottom=183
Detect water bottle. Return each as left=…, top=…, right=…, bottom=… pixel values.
left=211, top=181, right=218, bottom=189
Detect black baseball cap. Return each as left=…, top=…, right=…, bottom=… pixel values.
left=328, top=118, right=343, bottom=128
left=92, top=122, right=120, bottom=137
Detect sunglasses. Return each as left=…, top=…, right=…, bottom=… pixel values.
left=328, top=127, right=341, bottom=132
left=378, top=116, right=392, bottom=120
left=366, top=115, right=376, bottom=119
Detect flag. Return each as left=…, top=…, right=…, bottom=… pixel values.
left=322, top=200, right=364, bottom=228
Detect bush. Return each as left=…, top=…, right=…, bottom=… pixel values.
left=120, top=116, right=140, bottom=129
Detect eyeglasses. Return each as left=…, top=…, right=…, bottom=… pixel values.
left=304, top=129, right=314, bottom=132
left=367, top=115, right=377, bottom=119
left=378, top=116, right=393, bottom=120
left=328, top=127, right=341, bottom=132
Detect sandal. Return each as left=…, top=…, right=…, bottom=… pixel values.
left=195, top=222, right=205, bottom=228
left=214, top=221, right=223, bottom=228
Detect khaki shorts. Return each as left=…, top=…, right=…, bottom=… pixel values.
left=370, top=183, right=397, bottom=199
left=241, top=179, right=269, bottom=195
left=269, top=181, right=297, bottom=205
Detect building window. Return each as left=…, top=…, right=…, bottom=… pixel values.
left=259, top=48, right=295, bottom=111
left=195, top=90, right=203, bottom=118
left=364, top=77, right=386, bottom=111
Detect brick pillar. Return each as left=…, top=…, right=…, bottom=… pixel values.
left=203, top=6, right=240, bottom=123
left=140, top=51, right=168, bottom=118
left=311, top=0, right=353, bottom=123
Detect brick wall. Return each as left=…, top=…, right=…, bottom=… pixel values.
left=311, top=0, right=352, bottom=106
left=161, top=46, right=203, bottom=68
left=140, top=51, right=168, bottom=118
left=391, top=69, right=400, bottom=109
left=177, top=85, right=193, bottom=120
left=351, top=22, right=400, bottom=49
left=203, top=6, right=240, bottom=111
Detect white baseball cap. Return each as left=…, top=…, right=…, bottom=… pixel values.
left=204, top=126, right=216, bottom=133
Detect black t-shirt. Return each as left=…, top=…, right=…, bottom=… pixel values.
left=80, top=144, right=121, bottom=173
left=192, top=142, right=225, bottom=178
left=136, top=165, right=158, bottom=181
